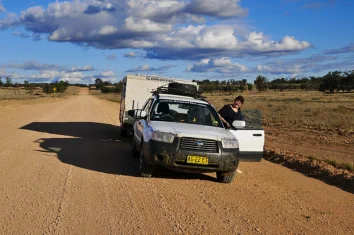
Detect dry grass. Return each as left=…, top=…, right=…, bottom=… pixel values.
left=0, top=87, right=46, bottom=100
left=206, top=90, right=354, bottom=130
left=89, top=89, right=121, bottom=103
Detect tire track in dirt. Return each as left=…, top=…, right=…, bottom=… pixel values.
left=100, top=174, right=116, bottom=235
left=46, top=165, right=73, bottom=234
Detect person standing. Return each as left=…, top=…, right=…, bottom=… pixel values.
left=218, top=95, right=245, bottom=129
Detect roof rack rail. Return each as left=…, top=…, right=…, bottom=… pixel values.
left=151, top=82, right=206, bottom=99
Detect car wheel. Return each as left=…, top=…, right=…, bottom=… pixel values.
left=131, top=138, right=139, bottom=158
left=216, top=171, right=236, bottom=183
left=139, top=143, right=153, bottom=178
left=120, top=128, right=127, bottom=137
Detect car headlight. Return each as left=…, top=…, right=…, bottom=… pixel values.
left=152, top=131, right=175, bottom=143
left=221, top=138, right=239, bottom=149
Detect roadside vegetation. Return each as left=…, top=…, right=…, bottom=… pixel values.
left=196, top=70, right=354, bottom=93
left=88, top=78, right=122, bottom=103
left=0, top=78, right=85, bottom=102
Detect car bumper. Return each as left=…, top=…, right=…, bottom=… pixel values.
left=143, top=139, right=239, bottom=173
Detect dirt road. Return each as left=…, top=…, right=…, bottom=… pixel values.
left=1, top=89, right=353, bottom=234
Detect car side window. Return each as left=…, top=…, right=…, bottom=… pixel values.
left=141, top=100, right=149, bottom=111
left=144, top=99, right=153, bottom=113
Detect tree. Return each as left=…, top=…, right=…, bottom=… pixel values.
left=321, top=71, right=341, bottom=93
left=254, top=75, right=269, bottom=92
left=239, top=79, right=247, bottom=93
left=95, top=78, right=104, bottom=89
left=0, top=77, right=3, bottom=87
left=247, top=83, right=253, bottom=91
left=5, top=77, right=12, bottom=88
left=24, top=81, right=29, bottom=89
left=55, top=81, right=68, bottom=94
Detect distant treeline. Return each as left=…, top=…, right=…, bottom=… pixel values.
left=193, top=70, right=354, bottom=93
left=91, top=78, right=123, bottom=93
left=0, top=78, right=76, bottom=94
left=1, top=70, right=353, bottom=94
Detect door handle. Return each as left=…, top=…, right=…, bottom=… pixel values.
left=253, top=134, right=262, bottom=137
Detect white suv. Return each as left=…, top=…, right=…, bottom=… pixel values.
left=130, top=93, right=243, bottom=183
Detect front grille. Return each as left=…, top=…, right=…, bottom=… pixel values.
left=178, top=137, right=218, bottom=153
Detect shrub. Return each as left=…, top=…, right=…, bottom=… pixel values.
left=101, top=86, right=118, bottom=93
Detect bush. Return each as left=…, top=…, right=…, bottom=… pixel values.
left=101, top=86, right=118, bottom=93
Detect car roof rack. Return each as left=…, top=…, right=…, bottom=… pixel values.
left=152, top=83, right=207, bottom=100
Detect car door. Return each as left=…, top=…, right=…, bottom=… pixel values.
left=134, top=99, right=153, bottom=146
left=229, top=129, right=264, bottom=162
left=228, top=110, right=264, bottom=162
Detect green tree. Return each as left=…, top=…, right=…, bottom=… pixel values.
left=239, top=79, right=247, bottom=93
left=254, top=75, right=268, bottom=92
left=5, top=77, right=12, bottom=88
left=95, top=78, right=104, bottom=89
left=24, top=80, right=29, bottom=89
left=321, top=71, right=341, bottom=93
left=247, top=83, right=253, bottom=91
left=0, top=77, right=3, bottom=87
left=55, top=81, right=68, bottom=94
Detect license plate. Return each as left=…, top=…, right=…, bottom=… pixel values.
left=187, top=156, right=209, bottom=165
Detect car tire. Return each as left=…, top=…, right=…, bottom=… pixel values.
left=216, top=171, right=236, bottom=183
left=120, top=128, right=127, bottom=137
left=139, top=143, right=153, bottom=178
left=131, top=138, right=139, bottom=158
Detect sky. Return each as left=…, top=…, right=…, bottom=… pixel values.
left=0, top=0, right=353, bottom=84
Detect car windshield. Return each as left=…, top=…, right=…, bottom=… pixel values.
left=150, top=99, right=223, bottom=128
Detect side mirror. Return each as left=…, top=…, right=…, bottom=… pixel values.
left=128, top=109, right=147, bottom=119
left=127, top=110, right=135, bottom=117
left=232, top=120, right=246, bottom=129
left=136, top=110, right=147, bottom=119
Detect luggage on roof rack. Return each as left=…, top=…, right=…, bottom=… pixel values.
left=156, top=82, right=198, bottom=97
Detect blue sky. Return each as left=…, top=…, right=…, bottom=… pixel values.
left=0, top=0, right=353, bottom=84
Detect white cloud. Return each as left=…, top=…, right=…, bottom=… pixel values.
left=126, top=64, right=175, bottom=72
left=0, top=0, right=311, bottom=60
left=98, top=25, right=118, bottom=35
left=241, top=32, right=311, bottom=53
left=127, top=64, right=151, bottom=72
left=0, top=3, right=5, bottom=12
left=185, top=0, right=248, bottom=18
left=124, top=52, right=137, bottom=58
left=187, top=57, right=248, bottom=73
left=100, top=70, right=115, bottom=77
left=124, top=17, right=171, bottom=32
left=70, top=65, right=95, bottom=72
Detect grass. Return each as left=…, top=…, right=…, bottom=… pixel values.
left=89, top=89, right=121, bottom=103
left=0, top=87, right=46, bottom=100
left=0, top=86, right=83, bottom=102
left=306, top=156, right=353, bottom=172
left=205, top=90, right=354, bottom=130
left=323, top=159, right=354, bottom=172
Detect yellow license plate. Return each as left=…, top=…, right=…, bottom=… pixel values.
left=187, top=156, right=209, bottom=165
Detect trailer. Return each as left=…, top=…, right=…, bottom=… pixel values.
left=119, top=74, right=197, bottom=136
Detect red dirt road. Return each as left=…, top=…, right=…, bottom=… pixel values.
left=1, top=89, right=353, bottom=234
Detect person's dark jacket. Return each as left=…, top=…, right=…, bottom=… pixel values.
left=218, top=104, right=243, bottom=126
